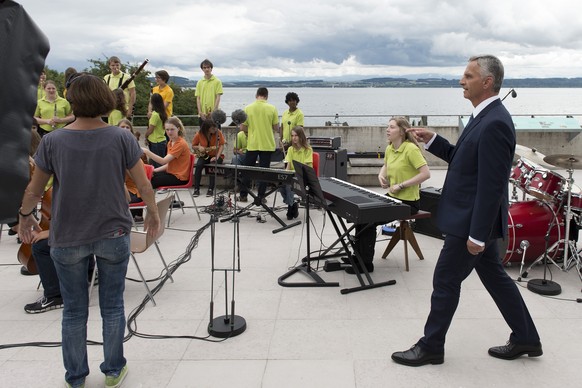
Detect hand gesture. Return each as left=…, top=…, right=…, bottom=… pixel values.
left=406, top=127, right=435, bottom=143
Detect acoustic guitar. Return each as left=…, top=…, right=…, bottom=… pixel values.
left=17, top=187, right=52, bottom=275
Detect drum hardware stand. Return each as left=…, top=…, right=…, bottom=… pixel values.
left=516, top=240, right=529, bottom=281
left=521, top=213, right=563, bottom=295
left=510, top=183, right=519, bottom=202
left=561, top=169, right=582, bottom=277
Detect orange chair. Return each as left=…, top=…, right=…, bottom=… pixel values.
left=156, top=153, right=200, bottom=226
left=128, top=164, right=155, bottom=209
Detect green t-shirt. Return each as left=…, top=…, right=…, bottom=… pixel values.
left=286, top=146, right=313, bottom=171
left=34, top=96, right=72, bottom=132
left=383, top=140, right=427, bottom=201
left=104, top=72, right=135, bottom=110
left=243, top=100, right=278, bottom=151
left=195, top=75, right=223, bottom=115
left=235, top=130, right=248, bottom=152
left=281, top=108, right=305, bottom=143
left=108, top=109, right=124, bottom=126
left=147, top=111, right=166, bottom=143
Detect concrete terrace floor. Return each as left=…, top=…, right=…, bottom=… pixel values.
left=1, top=168, right=582, bottom=388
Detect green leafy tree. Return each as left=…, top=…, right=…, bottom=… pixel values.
left=170, top=82, right=197, bottom=126
left=85, top=56, right=152, bottom=125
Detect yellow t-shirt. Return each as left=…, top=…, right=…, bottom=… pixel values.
left=383, top=140, right=427, bottom=201
left=152, top=85, right=174, bottom=117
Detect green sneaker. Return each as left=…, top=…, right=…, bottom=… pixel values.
left=105, top=365, right=128, bottom=388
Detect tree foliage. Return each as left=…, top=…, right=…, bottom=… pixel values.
left=44, top=57, right=198, bottom=126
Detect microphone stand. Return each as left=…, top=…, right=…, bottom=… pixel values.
left=208, top=121, right=246, bottom=338
left=526, top=214, right=562, bottom=295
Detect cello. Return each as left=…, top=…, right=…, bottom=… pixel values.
left=17, top=186, right=52, bottom=275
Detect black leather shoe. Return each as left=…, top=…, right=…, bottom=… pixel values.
left=345, top=262, right=374, bottom=274
left=488, top=341, right=543, bottom=360
left=391, top=344, right=444, bottom=367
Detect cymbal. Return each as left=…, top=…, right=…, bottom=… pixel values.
left=514, top=145, right=554, bottom=168
left=543, top=154, right=582, bottom=170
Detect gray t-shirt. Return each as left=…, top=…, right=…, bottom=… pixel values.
left=34, top=126, right=142, bottom=248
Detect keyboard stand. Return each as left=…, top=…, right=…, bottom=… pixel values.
left=221, top=181, right=301, bottom=234
left=278, top=188, right=340, bottom=288
left=321, top=212, right=396, bottom=294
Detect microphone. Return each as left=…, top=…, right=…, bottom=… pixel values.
left=501, top=88, right=517, bottom=101
left=231, top=109, right=247, bottom=125
left=211, top=109, right=226, bottom=125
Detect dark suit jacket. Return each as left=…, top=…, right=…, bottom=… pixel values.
left=428, top=99, right=515, bottom=242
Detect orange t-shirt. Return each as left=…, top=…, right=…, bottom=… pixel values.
left=191, top=130, right=225, bottom=158
left=167, top=137, right=191, bottom=181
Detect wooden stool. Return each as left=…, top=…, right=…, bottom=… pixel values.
left=381, top=210, right=431, bottom=271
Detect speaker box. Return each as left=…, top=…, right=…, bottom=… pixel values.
left=313, top=148, right=348, bottom=181
left=415, top=186, right=444, bottom=239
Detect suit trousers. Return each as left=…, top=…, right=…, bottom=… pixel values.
left=418, top=234, right=540, bottom=354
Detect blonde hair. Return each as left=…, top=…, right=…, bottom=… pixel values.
left=389, top=116, right=422, bottom=149
left=291, top=126, right=310, bottom=150
left=166, top=116, right=185, bottom=137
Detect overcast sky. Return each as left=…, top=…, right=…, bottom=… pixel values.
left=21, top=0, right=582, bottom=81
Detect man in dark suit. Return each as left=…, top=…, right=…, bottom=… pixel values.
left=391, top=55, right=541, bottom=366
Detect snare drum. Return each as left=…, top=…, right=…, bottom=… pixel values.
left=499, top=200, right=563, bottom=264
left=526, top=168, right=565, bottom=202
left=510, top=158, right=536, bottom=191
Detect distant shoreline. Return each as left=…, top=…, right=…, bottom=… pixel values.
left=167, top=76, right=582, bottom=89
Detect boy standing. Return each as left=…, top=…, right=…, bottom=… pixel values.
left=195, top=59, right=223, bottom=121
left=104, top=56, right=136, bottom=118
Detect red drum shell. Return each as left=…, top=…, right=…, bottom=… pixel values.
left=566, top=192, right=582, bottom=212
left=526, top=169, right=565, bottom=202
left=500, top=200, right=563, bottom=264
left=510, top=159, right=536, bottom=191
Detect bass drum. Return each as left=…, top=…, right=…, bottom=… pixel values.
left=499, top=200, right=563, bottom=265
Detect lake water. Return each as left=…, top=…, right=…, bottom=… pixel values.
left=217, top=87, right=582, bottom=126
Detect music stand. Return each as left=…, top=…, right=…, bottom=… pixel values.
left=278, top=161, right=339, bottom=287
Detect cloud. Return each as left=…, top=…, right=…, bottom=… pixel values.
left=21, top=0, right=582, bottom=79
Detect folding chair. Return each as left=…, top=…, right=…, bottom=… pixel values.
left=129, top=195, right=175, bottom=306
left=157, top=154, right=201, bottom=225
left=129, top=164, right=155, bottom=229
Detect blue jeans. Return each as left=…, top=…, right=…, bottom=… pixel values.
left=148, top=140, right=167, bottom=168
left=51, top=234, right=130, bottom=387
left=231, top=154, right=246, bottom=165
left=32, top=238, right=61, bottom=298
left=194, top=156, right=223, bottom=190
left=278, top=184, right=294, bottom=206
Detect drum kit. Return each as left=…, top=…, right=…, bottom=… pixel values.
left=502, top=146, right=582, bottom=293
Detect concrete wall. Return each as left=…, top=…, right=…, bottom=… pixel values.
left=135, top=125, right=581, bottom=186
